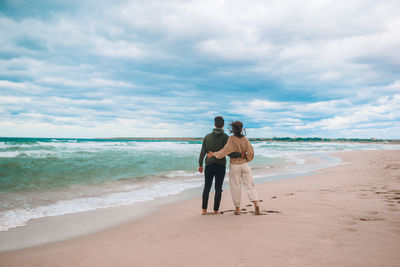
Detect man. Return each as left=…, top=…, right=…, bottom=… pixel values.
left=198, top=116, right=243, bottom=215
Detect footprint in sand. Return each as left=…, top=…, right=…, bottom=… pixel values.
left=262, top=210, right=281, bottom=214
left=271, top=196, right=277, bottom=199
left=390, top=228, right=400, bottom=235
left=346, top=189, right=358, bottom=193
left=384, top=164, right=400, bottom=169
left=319, top=189, right=333, bottom=194
left=248, top=211, right=267, bottom=215
left=285, top=193, right=294, bottom=196
left=220, top=209, right=281, bottom=216
left=357, top=193, right=369, bottom=199
left=357, top=216, right=384, bottom=222
left=220, top=209, right=235, bottom=214
left=220, top=209, right=249, bottom=215
left=341, top=227, right=357, bottom=233
left=339, top=219, right=357, bottom=226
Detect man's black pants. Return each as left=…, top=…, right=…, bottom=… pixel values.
left=202, top=164, right=226, bottom=211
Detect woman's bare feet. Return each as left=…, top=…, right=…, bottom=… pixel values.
left=253, top=201, right=261, bottom=215
left=202, top=209, right=207, bottom=215
left=234, top=207, right=240, bottom=215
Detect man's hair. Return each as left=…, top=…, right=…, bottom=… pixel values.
left=214, top=116, right=224, bottom=128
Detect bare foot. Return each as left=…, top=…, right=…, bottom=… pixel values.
left=213, top=210, right=220, bottom=215
left=202, top=209, right=207, bottom=215
left=234, top=207, right=240, bottom=215
left=253, top=200, right=261, bottom=215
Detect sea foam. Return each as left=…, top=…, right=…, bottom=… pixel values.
left=1, top=138, right=400, bottom=231
left=0, top=178, right=203, bottom=231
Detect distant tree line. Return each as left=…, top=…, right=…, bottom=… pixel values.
left=104, top=137, right=399, bottom=143
left=248, top=137, right=399, bottom=144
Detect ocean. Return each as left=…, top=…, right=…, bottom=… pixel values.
left=1, top=137, right=399, bottom=231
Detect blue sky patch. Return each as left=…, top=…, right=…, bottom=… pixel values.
left=0, top=0, right=399, bottom=138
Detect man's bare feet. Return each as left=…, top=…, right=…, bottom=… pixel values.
left=213, top=210, right=219, bottom=214
left=202, top=209, right=207, bottom=215
left=234, top=207, right=240, bottom=215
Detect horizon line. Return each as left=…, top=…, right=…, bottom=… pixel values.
left=1, top=136, right=399, bottom=142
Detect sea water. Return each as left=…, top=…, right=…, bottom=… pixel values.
left=0, top=137, right=399, bottom=231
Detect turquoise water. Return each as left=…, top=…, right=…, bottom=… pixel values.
left=0, top=138, right=203, bottom=193
left=0, top=137, right=399, bottom=231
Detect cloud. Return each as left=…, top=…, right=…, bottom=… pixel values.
left=0, top=80, right=27, bottom=90
left=0, top=0, right=399, bottom=138
left=229, top=93, right=400, bottom=138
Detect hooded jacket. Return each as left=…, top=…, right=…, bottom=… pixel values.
left=198, top=128, right=241, bottom=167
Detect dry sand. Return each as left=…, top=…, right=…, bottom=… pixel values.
left=0, top=150, right=399, bottom=266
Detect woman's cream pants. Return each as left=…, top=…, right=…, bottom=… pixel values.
left=229, top=162, right=258, bottom=207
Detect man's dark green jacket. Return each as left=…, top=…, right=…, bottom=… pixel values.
left=198, top=128, right=241, bottom=167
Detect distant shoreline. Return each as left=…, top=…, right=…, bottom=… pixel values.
left=1, top=136, right=399, bottom=144
left=98, top=137, right=400, bottom=144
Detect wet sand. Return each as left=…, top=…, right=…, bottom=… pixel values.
left=1, top=150, right=399, bottom=266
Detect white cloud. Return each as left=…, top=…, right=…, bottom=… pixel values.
left=0, top=116, right=201, bottom=138
left=293, top=99, right=352, bottom=114
left=0, top=95, right=32, bottom=105
left=0, top=80, right=27, bottom=90
left=229, top=93, right=400, bottom=138
left=94, top=38, right=147, bottom=59
left=246, top=126, right=274, bottom=138
left=38, top=76, right=133, bottom=88
left=197, top=38, right=275, bottom=62
left=293, top=94, right=400, bottom=132
left=247, top=99, right=284, bottom=110
left=0, top=0, right=399, bottom=138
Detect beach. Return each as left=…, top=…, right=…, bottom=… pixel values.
left=0, top=149, right=399, bottom=266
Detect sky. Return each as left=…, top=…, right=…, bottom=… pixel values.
left=0, top=0, right=399, bottom=138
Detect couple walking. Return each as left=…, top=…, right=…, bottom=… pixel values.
left=198, top=116, right=260, bottom=215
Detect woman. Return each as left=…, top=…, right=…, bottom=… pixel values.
left=207, top=121, right=260, bottom=215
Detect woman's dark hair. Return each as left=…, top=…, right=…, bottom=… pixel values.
left=229, top=121, right=246, bottom=138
